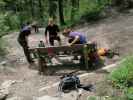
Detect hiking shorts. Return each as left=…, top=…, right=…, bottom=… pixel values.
left=49, top=35, right=61, bottom=46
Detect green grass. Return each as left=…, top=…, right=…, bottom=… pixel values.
left=109, top=56, right=133, bottom=88
left=109, top=55, right=133, bottom=100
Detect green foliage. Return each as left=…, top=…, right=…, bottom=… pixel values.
left=109, top=55, right=133, bottom=99
left=4, top=12, right=20, bottom=30
left=0, top=0, right=112, bottom=31
left=79, top=0, right=110, bottom=21
left=0, top=14, right=8, bottom=56
left=62, top=0, right=111, bottom=28
left=126, top=87, right=133, bottom=100
left=0, top=38, right=7, bottom=56
left=0, top=14, right=10, bottom=34
left=88, top=96, right=97, bottom=100
left=109, top=56, right=133, bottom=88
left=0, top=12, right=20, bottom=34
left=48, top=0, right=57, bottom=19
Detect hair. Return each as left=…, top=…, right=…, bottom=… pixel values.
left=24, top=21, right=30, bottom=26
left=62, top=27, right=71, bottom=36
left=48, top=18, right=54, bottom=25
left=49, top=18, right=53, bottom=21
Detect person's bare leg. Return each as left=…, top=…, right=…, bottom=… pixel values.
left=59, top=41, right=62, bottom=46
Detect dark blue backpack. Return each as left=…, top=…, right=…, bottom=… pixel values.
left=58, top=74, right=80, bottom=93
left=58, top=74, right=95, bottom=93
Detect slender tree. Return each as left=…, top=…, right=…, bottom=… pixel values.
left=29, top=0, right=35, bottom=18
left=48, top=0, right=57, bottom=19
left=71, top=0, right=77, bottom=21
left=38, top=0, right=44, bottom=19
left=58, top=0, right=65, bottom=25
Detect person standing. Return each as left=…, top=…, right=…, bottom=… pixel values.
left=45, top=18, right=61, bottom=46
left=18, top=23, right=34, bottom=64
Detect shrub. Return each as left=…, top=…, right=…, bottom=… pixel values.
left=126, top=87, right=133, bottom=100
left=109, top=56, right=133, bottom=88
left=0, top=14, right=10, bottom=34
left=4, top=12, right=20, bottom=30
left=0, top=38, right=7, bottom=56
left=0, top=14, right=9, bottom=56
left=63, top=0, right=111, bottom=28
left=109, top=55, right=133, bottom=99
left=88, top=96, right=97, bottom=100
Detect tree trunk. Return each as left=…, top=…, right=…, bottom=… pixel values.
left=77, top=0, right=79, bottom=9
left=38, top=0, right=44, bottom=19
left=48, top=0, right=57, bottom=19
left=71, top=0, right=76, bottom=21
left=30, top=0, right=34, bottom=18
left=58, top=0, right=65, bottom=25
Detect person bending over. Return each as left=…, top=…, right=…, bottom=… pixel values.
left=62, top=27, right=87, bottom=46
left=18, top=23, right=34, bottom=64
left=45, top=18, right=61, bottom=46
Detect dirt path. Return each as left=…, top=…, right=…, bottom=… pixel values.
left=1, top=11, right=133, bottom=100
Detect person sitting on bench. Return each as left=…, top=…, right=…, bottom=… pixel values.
left=62, top=27, right=87, bottom=46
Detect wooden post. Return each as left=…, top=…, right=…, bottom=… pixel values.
left=37, top=50, right=47, bottom=75
left=83, top=44, right=89, bottom=70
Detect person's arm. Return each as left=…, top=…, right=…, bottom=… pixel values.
left=44, top=26, right=48, bottom=43
left=56, top=25, right=60, bottom=36
left=45, top=26, right=48, bottom=37
left=69, top=36, right=79, bottom=46
left=56, top=25, right=60, bottom=32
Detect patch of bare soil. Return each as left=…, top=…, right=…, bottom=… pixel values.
left=1, top=11, right=133, bottom=100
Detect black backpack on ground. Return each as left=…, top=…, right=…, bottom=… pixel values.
left=58, top=74, right=80, bottom=93
left=58, top=74, right=94, bottom=93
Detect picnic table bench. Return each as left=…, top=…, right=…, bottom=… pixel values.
left=29, top=43, right=97, bottom=74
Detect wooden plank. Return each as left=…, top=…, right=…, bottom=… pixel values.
left=29, top=44, right=84, bottom=53
left=29, top=43, right=95, bottom=54
left=29, top=43, right=97, bottom=72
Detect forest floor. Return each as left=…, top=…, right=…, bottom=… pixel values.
left=1, top=9, right=133, bottom=100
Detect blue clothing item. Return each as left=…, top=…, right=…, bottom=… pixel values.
left=69, top=31, right=87, bottom=44
left=18, top=26, right=31, bottom=41
left=20, top=26, right=31, bottom=33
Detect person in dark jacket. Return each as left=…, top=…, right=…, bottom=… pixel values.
left=45, top=18, right=61, bottom=46
left=18, top=24, right=34, bottom=64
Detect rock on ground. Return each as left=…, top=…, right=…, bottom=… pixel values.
left=37, top=90, right=82, bottom=100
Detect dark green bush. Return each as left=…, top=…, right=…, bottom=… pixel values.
left=126, top=87, right=133, bottom=100
left=0, top=38, right=7, bottom=56
left=109, top=56, right=133, bottom=99
left=109, top=56, right=133, bottom=88
left=4, top=12, right=20, bottom=30
left=63, top=0, right=111, bottom=28
left=0, top=14, right=10, bottom=33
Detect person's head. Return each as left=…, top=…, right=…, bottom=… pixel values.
left=62, top=27, right=71, bottom=37
left=26, top=22, right=30, bottom=26
left=48, top=18, right=54, bottom=26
